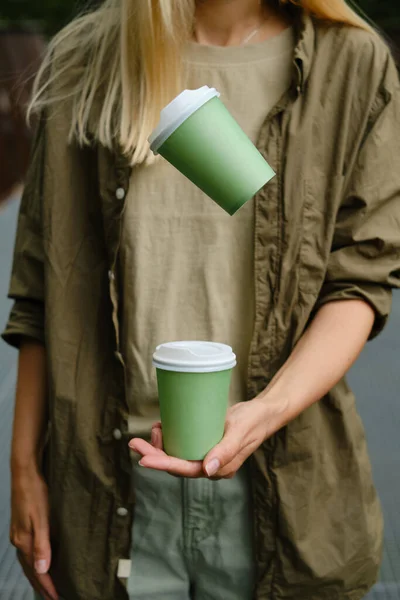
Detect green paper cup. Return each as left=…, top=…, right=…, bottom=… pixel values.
left=148, top=86, right=275, bottom=216
left=153, top=341, right=236, bottom=460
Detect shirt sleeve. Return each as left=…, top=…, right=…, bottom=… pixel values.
left=315, top=54, right=400, bottom=339
left=2, top=114, right=46, bottom=349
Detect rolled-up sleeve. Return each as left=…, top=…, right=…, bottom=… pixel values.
left=2, top=115, right=46, bottom=349
left=316, top=56, right=400, bottom=339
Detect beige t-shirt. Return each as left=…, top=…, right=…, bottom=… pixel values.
left=120, top=28, right=295, bottom=437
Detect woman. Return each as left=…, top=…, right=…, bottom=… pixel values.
left=4, top=0, right=400, bottom=599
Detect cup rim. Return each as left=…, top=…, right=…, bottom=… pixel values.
left=148, top=86, right=220, bottom=154
left=153, top=361, right=236, bottom=374
left=153, top=340, right=236, bottom=373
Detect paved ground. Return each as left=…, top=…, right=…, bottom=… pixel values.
left=0, top=196, right=399, bottom=599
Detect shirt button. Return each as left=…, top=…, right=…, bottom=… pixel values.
left=117, top=507, right=128, bottom=517
left=113, top=428, right=122, bottom=441
left=115, top=187, right=126, bottom=200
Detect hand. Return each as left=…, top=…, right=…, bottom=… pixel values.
left=130, top=397, right=286, bottom=479
left=10, top=465, right=58, bottom=600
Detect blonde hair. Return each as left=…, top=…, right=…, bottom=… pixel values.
left=29, top=0, right=371, bottom=165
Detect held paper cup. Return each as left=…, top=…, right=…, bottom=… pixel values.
left=148, top=86, right=275, bottom=216
left=153, top=341, right=236, bottom=460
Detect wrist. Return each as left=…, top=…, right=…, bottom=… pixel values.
left=257, top=383, right=290, bottom=413
left=254, top=390, right=291, bottom=437
left=11, top=450, right=42, bottom=478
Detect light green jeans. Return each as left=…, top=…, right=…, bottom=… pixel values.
left=34, top=463, right=255, bottom=600
left=127, top=461, right=256, bottom=600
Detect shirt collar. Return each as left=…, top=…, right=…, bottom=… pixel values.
left=292, top=10, right=316, bottom=93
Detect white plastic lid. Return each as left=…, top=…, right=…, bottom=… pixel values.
left=148, top=86, right=220, bottom=154
left=153, top=341, right=236, bottom=373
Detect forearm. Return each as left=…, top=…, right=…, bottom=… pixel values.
left=258, top=299, right=375, bottom=423
left=11, top=340, right=48, bottom=475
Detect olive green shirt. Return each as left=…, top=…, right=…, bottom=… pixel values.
left=3, top=11, right=400, bottom=600
left=121, top=27, right=294, bottom=437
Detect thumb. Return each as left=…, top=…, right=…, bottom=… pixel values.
left=33, top=522, right=52, bottom=575
left=203, top=432, right=241, bottom=477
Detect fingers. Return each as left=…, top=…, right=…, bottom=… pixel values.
left=208, top=455, right=245, bottom=480
left=131, top=426, right=241, bottom=479
left=130, top=422, right=245, bottom=479
left=151, top=423, right=163, bottom=450
left=18, top=551, right=58, bottom=600
left=10, top=528, right=32, bottom=561
left=10, top=508, right=58, bottom=600
left=203, top=433, right=242, bottom=477
left=18, top=551, right=42, bottom=593
left=129, top=421, right=164, bottom=456
left=130, top=428, right=202, bottom=478
left=33, top=519, right=52, bottom=575
left=138, top=453, right=204, bottom=478
left=35, top=573, right=59, bottom=600
left=129, top=437, right=163, bottom=457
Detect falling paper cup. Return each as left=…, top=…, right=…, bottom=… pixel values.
left=148, top=86, right=275, bottom=216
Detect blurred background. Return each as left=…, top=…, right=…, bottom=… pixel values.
left=0, top=1, right=399, bottom=599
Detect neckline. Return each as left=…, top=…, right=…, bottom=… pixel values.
left=185, top=26, right=295, bottom=66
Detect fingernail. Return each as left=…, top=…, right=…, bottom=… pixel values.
left=205, top=458, right=220, bottom=477
left=138, top=460, right=146, bottom=468
left=35, top=559, right=48, bottom=574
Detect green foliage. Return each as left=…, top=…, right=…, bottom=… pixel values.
left=355, top=0, right=400, bottom=29
left=0, top=0, right=399, bottom=36
left=0, top=0, right=83, bottom=35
